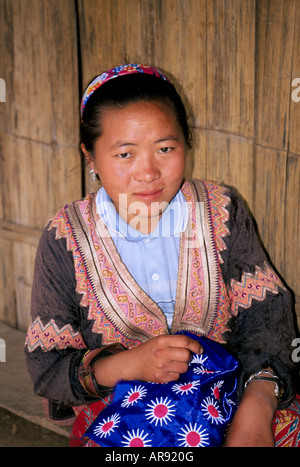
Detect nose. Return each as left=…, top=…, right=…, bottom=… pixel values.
left=134, top=153, right=161, bottom=183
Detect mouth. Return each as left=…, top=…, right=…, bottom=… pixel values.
left=133, top=189, right=164, bottom=202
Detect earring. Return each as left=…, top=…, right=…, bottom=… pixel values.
left=90, top=169, right=96, bottom=183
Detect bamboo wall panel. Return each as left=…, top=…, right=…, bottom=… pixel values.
left=0, top=238, right=15, bottom=327
left=290, top=5, right=300, bottom=156
left=199, top=0, right=256, bottom=211
left=285, top=155, right=300, bottom=310
left=0, top=0, right=81, bottom=329
left=255, top=0, right=295, bottom=150
left=253, top=0, right=300, bottom=323
left=0, top=0, right=299, bottom=330
left=286, top=3, right=300, bottom=316
left=205, top=0, right=255, bottom=138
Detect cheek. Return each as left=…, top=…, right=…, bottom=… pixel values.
left=166, top=154, right=186, bottom=179
left=99, top=163, right=130, bottom=185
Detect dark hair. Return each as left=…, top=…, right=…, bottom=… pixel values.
left=80, top=73, right=192, bottom=156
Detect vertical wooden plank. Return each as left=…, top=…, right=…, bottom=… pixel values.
left=289, top=1, right=300, bottom=156
left=253, top=146, right=287, bottom=277
left=206, top=0, right=255, bottom=137
left=255, top=0, right=295, bottom=149
left=0, top=238, right=16, bottom=327
left=287, top=2, right=300, bottom=322
left=2, top=136, right=81, bottom=229
left=254, top=0, right=300, bottom=325
left=1, top=0, right=81, bottom=227
left=204, top=131, right=254, bottom=210
left=13, top=243, right=37, bottom=331
left=284, top=154, right=300, bottom=307
left=159, top=0, right=207, bottom=129
left=2, top=0, right=79, bottom=146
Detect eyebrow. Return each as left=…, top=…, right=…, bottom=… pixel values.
left=109, top=135, right=180, bottom=151
left=154, top=135, right=180, bottom=144
left=109, top=141, right=137, bottom=151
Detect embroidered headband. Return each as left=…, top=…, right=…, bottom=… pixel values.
left=80, top=64, right=170, bottom=118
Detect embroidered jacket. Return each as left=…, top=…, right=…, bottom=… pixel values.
left=25, top=180, right=297, bottom=409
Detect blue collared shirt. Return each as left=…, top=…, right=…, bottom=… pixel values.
left=95, top=187, right=188, bottom=329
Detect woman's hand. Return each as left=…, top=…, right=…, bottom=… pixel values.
left=94, top=334, right=202, bottom=387
left=128, top=334, right=203, bottom=383
left=225, top=379, right=278, bottom=447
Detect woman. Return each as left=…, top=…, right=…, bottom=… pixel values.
left=25, top=64, right=299, bottom=447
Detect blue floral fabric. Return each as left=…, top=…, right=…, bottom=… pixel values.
left=84, top=333, right=239, bottom=447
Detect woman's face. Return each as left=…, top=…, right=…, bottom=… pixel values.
left=84, top=101, right=186, bottom=233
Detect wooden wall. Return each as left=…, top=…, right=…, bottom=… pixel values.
left=0, top=0, right=82, bottom=329
left=0, top=0, right=299, bottom=331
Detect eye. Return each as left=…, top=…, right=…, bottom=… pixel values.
left=158, top=147, right=173, bottom=154
left=116, top=152, right=132, bottom=159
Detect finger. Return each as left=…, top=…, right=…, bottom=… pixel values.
left=168, top=346, right=193, bottom=364
left=183, top=336, right=203, bottom=355
left=169, top=360, right=189, bottom=375
left=168, top=335, right=203, bottom=355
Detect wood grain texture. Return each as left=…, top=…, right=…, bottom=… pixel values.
left=255, top=0, right=296, bottom=150
left=0, top=0, right=82, bottom=328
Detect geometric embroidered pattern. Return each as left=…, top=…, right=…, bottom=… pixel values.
left=204, top=182, right=230, bottom=264
left=49, top=203, right=151, bottom=348
left=201, top=182, right=232, bottom=343
left=207, top=277, right=231, bottom=344
left=79, top=197, right=167, bottom=344
left=25, top=316, right=87, bottom=353
left=229, top=262, right=284, bottom=316
left=49, top=208, right=91, bottom=311
left=181, top=181, right=232, bottom=344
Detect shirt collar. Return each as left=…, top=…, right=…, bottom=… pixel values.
left=95, top=186, right=188, bottom=242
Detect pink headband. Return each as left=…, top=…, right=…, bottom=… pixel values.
left=80, top=64, right=169, bottom=118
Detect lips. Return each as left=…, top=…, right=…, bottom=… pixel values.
left=133, top=189, right=164, bottom=201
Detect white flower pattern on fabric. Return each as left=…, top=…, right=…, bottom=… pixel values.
left=145, top=397, right=176, bottom=426
left=121, top=385, right=147, bottom=407
left=177, top=423, right=210, bottom=447
left=93, top=413, right=121, bottom=438
left=171, top=380, right=201, bottom=396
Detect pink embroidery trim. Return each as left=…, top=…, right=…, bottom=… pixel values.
left=26, top=317, right=86, bottom=352
left=229, top=262, right=284, bottom=316
left=204, top=182, right=230, bottom=264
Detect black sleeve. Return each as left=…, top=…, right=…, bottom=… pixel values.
left=25, top=223, right=114, bottom=406
left=220, top=187, right=298, bottom=408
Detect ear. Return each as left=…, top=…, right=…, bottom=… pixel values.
left=81, top=143, right=94, bottom=170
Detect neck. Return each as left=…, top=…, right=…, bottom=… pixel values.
left=123, top=212, right=161, bottom=235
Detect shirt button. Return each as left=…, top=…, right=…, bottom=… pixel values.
left=152, top=273, right=159, bottom=281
